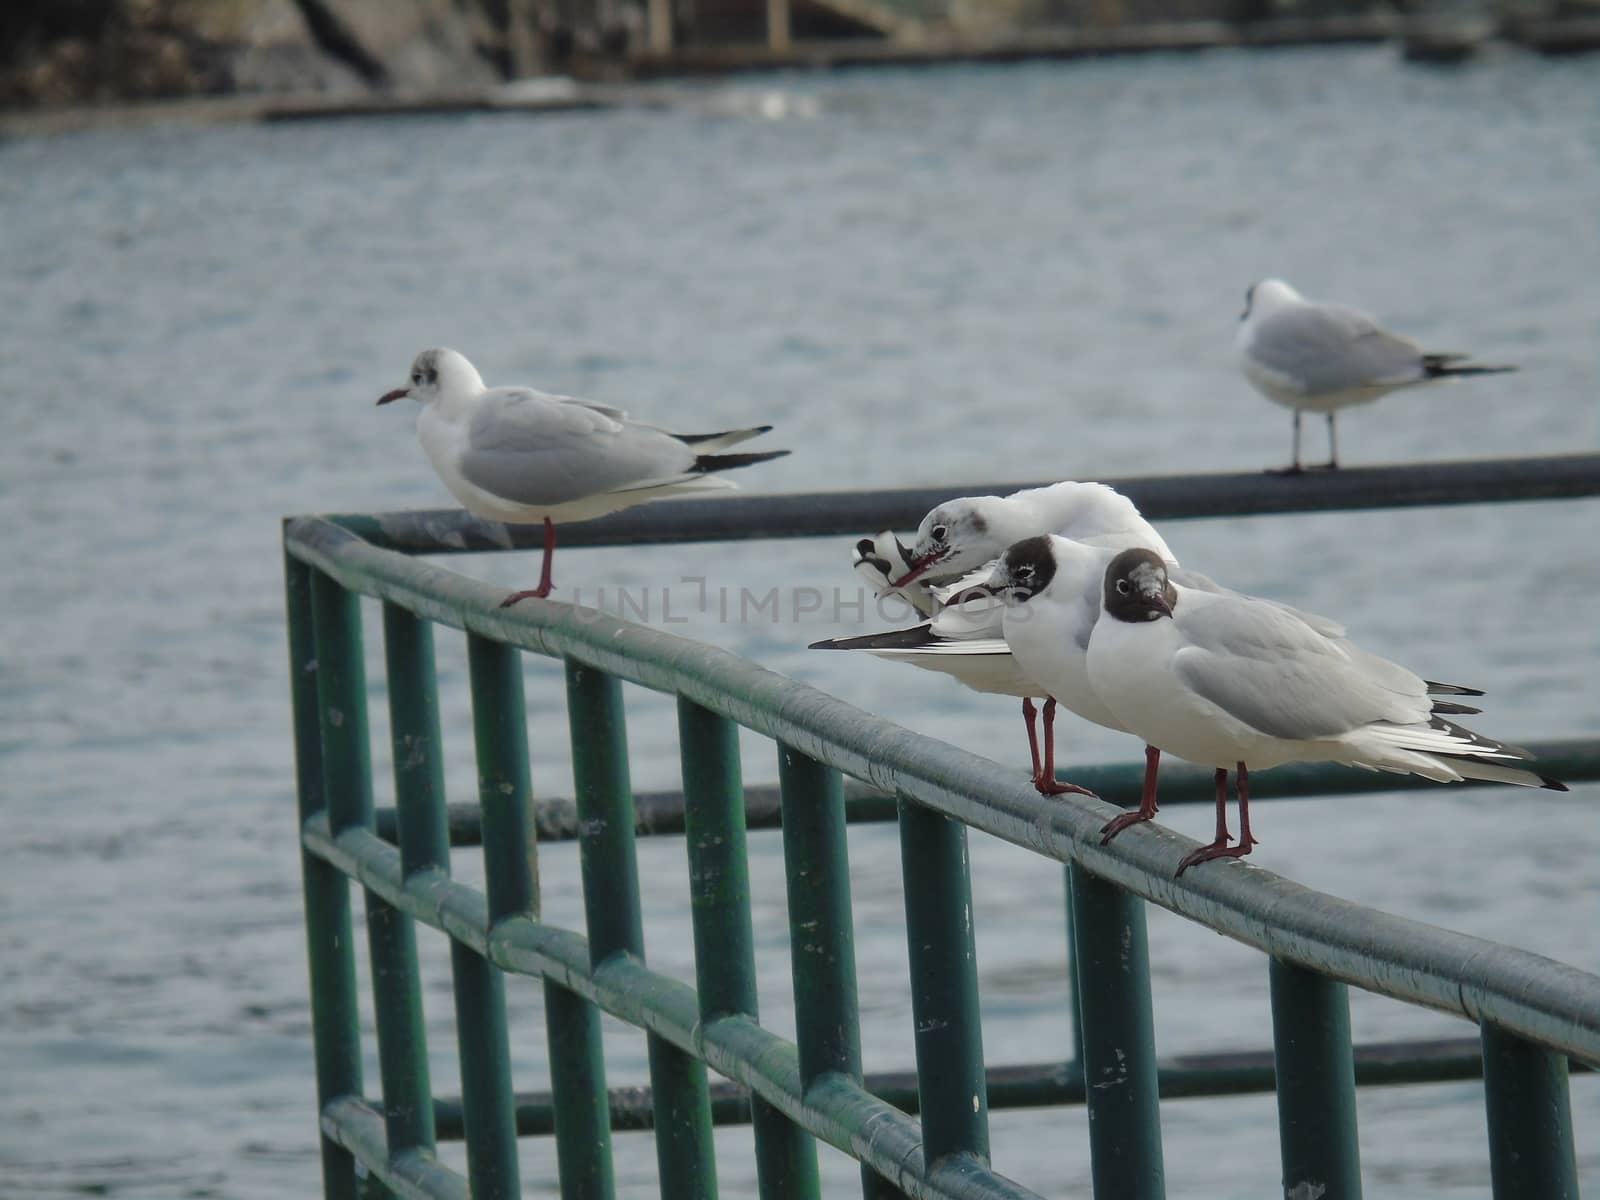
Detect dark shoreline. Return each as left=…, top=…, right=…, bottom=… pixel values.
left=4, top=14, right=1596, bottom=141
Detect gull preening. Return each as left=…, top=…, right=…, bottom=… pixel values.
left=379, top=348, right=788, bottom=605
left=1236, top=279, right=1516, bottom=472
left=812, top=481, right=1174, bottom=795
left=1069, top=546, right=1563, bottom=874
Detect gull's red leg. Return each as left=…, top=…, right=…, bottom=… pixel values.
left=1034, top=698, right=1098, bottom=798
left=1235, top=761, right=1259, bottom=849
left=499, top=517, right=557, bottom=607
left=1100, top=744, right=1162, bottom=844
left=1023, top=698, right=1043, bottom=784
left=1176, top=762, right=1258, bottom=875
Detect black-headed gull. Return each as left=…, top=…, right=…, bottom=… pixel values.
left=1074, top=546, right=1563, bottom=874
left=812, top=481, right=1174, bottom=796
left=985, top=534, right=1478, bottom=838
left=378, top=348, right=788, bottom=605
left=1236, top=279, right=1515, bottom=472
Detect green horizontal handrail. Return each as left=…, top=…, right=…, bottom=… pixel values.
left=371, top=738, right=1600, bottom=845
left=285, top=514, right=1600, bottom=1067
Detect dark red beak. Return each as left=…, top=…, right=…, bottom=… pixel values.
left=377, top=388, right=409, bottom=406
left=889, top=549, right=947, bottom=589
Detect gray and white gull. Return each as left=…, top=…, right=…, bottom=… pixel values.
left=989, top=539, right=1562, bottom=875
left=378, top=347, right=787, bottom=604
left=1236, top=278, right=1515, bottom=471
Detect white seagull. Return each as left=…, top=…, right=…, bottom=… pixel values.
left=811, top=482, right=1175, bottom=796
left=379, top=348, right=787, bottom=605
left=985, top=534, right=1475, bottom=841
left=1079, top=546, right=1564, bottom=874
left=1236, top=279, right=1515, bottom=472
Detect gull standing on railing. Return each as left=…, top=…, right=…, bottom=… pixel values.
left=995, top=544, right=1563, bottom=875
left=810, top=481, right=1174, bottom=796
left=378, top=348, right=788, bottom=605
left=1236, top=278, right=1515, bottom=472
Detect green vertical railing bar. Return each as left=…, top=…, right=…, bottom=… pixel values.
left=288, top=557, right=363, bottom=1200
left=544, top=979, right=614, bottom=1200
left=680, top=701, right=821, bottom=1199
left=566, top=661, right=643, bottom=959
left=365, top=902, right=434, bottom=1155
left=1480, top=1023, right=1578, bottom=1199
left=677, top=699, right=758, bottom=1018
left=312, top=571, right=374, bottom=835
left=898, top=799, right=990, bottom=1168
left=564, top=662, right=717, bottom=1200
left=451, top=633, right=535, bottom=1200
left=554, top=660, right=633, bottom=1196
left=777, top=746, right=902, bottom=1200
left=467, top=635, right=539, bottom=922
left=647, top=1035, right=721, bottom=1200
left=1062, top=867, right=1086, bottom=1074
left=777, top=747, right=862, bottom=1087
left=449, top=944, right=518, bottom=1200
left=1269, top=958, right=1361, bottom=1199
left=1068, top=864, right=1165, bottom=1200
left=368, top=603, right=445, bottom=1158
left=382, top=604, right=451, bottom=876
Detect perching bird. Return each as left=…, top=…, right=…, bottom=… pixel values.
left=984, top=534, right=1474, bottom=843
left=1236, top=279, right=1515, bottom=472
left=1082, top=547, right=1563, bottom=874
left=378, top=348, right=788, bottom=605
left=813, top=482, right=1175, bottom=796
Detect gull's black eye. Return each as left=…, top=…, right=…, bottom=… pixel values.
left=1116, top=578, right=1132, bottom=595
left=931, top=524, right=948, bottom=543
left=411, top=371, right=424, bottom=385
left=1017, top=565, right=1034, bottom=582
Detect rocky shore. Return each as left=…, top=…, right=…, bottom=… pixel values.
left=4, top=0, right=1596, bottom=122
left=0, top=0, right=638, bottom=108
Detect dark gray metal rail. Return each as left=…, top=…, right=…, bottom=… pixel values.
left=373, top=737, right=1599, bottom=846
left=326, top=452, right=1600, bottom=554
left=428, top=1035, right=1595, bottom=1141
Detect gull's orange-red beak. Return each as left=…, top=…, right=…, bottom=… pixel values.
left=377, top=388, right=409, bottom=406
left=889, top=548, right=946, bottom=589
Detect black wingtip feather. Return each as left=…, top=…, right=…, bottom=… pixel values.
left=1427, top=715, right=1533, bottom=760
left=1430, top=700, right=1482, bottom=716
left=677, top=424, right=774, bottom=445
left=1422, top=357, right=1517, bottom=379
left=809, top=625, right=938, bottom=653
left=1541, top=776, right=1569, bottom=792
left=691, top=448, right=791, bottom=474
left=1424, top=679, right=1485, bottom=697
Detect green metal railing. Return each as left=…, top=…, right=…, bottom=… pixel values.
left=285, top=454, right=1600, bottom=1200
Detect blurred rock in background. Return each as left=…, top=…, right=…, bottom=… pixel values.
left=0, top=0, right=643, bottom=107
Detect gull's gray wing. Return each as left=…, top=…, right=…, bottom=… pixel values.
left=1173, top=568, right=1345, bottom=638
left=1249, top=303, right=1425, bottom=396
left=1172, top=592, right=1428, bottom=741
left=458, top=387, right=696, bottom=507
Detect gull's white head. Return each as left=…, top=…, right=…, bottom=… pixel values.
left=1240, top=278, right=1303, bottom=322
left=377, top=347, right=485, bottom=407
left=892, top=497, right=1011, bottom=588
